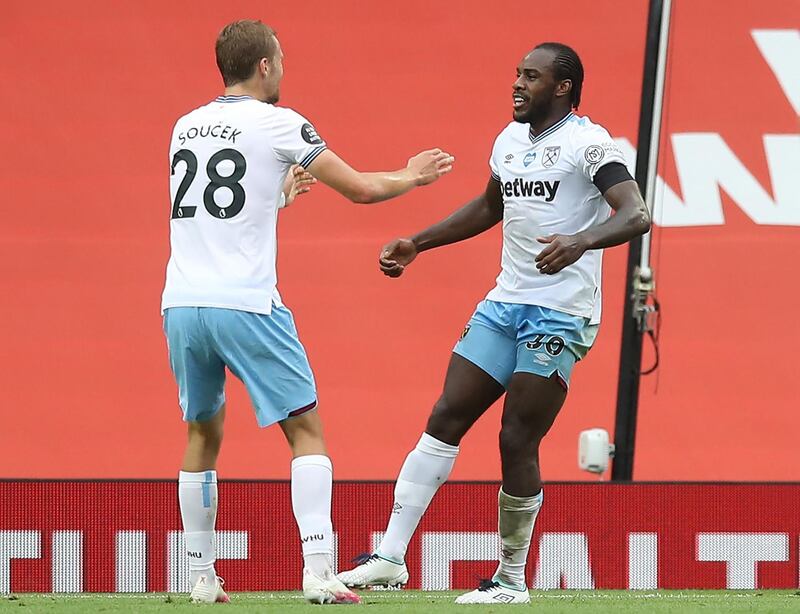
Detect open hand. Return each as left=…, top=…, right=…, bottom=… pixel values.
left=535, top=234, right=588, bottom=274
left=282, top=164, right=317, bottom=208
left=407, top=149, right=455, bottom=186
left=379, top=238, right=418, bottom=277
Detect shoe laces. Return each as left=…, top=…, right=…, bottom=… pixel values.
left=477, top=579, right=501, bottom=592
left=351, top=553, right=381, bottom=566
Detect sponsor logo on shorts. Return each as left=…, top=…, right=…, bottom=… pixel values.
left=460, top=325, right=471, bottom=340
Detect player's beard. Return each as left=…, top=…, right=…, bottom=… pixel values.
left=513, top=83, right=557, bottom=125
left=514, top=96, right=552, bottom=125
left=266, top=89, right=280, bottom=104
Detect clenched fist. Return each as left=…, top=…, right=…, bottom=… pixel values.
left=379, top=238, right=418, bottom=277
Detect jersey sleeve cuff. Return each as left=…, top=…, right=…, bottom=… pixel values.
left=490, top=170, right=501, bottom=182
left=299, top=145, right=327, bottom=169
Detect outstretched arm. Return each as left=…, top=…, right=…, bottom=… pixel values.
left=379, top=177, right=504, bottom=278
left=534, top=179, right=651, bottom=275
left=306, top=148, right=454, bottom=204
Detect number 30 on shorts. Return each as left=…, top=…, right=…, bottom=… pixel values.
left=525, top=334, right=565, bottom=356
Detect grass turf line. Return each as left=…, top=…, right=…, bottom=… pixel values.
left=2, top=591, right=799, bottom=613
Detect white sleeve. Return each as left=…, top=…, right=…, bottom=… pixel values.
left=489, top=131, right=504, bottom=181
left=573, top=126, right=627, bottom=181
left=268, top=108, right=328, bottom=168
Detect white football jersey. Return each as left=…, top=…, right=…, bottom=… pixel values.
left=161, top=95, right=327, bottom=315
left=486, top=112, right=627, bottom=324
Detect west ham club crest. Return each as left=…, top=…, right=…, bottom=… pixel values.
left=542, top=146, right=561, bottom=168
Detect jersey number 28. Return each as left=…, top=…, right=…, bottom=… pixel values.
left=170, top=148, right=246, bottom=220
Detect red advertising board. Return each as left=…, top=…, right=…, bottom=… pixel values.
left=1, top=482, right=798, bottom=593
left=0, top=0, right=798, bottom=481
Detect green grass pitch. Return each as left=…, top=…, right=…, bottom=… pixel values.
left=2, top=591, right=799, bottom=613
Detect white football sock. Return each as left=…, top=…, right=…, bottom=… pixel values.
left=377, top=433, right=459, bottom=563
left=178, top=470, right=218, bottom=587
left=494, top=488, right=543, bottom=590
left=291, top=455, right=334, bottom=578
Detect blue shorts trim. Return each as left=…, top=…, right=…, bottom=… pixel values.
left=163, top=306, right=317, bottom=427
left=453, top=300, right=598, bottom=389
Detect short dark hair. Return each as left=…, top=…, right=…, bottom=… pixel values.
left=535, top=42, right=584, bottom=109
left=215, top=20, right=278, bottom=87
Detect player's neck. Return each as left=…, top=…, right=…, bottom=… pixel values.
left=528, top=108, right=573, bottom=137
left=224, top=84, right=266, bottom=102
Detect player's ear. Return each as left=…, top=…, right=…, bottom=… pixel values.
left=259, top=57, right=270, bottom=78
left=555, top=78, right=572, bottom=99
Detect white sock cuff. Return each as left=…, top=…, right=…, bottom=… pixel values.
left=499, top=488, right=543, bottom=512
left=183, top=530, right=212, bottom=538
left=179, top=470, right=217, bottom=484
left=417, top=432, right=459, bottom=458
left=291, top=454, right=333, bottom=472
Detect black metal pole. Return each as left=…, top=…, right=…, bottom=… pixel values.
left=611, top=0, right=665, bottom=481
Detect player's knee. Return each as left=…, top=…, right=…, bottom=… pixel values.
left=499, top=423, right=540, bottom=460
left=188, top=421, right=224, bottom=450
left=424, top=411, right=453, bottom=444
left=425, top=397, right=468, bottom=445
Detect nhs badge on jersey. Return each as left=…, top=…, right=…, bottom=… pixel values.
left=523, top=152, right=537, bottom=167
left=542, top=146, right=561, bottom=168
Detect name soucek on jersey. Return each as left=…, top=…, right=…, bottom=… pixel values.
left=161, top=95, right=327, bottom=315
left=487, top=112, right=627, bottom=324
